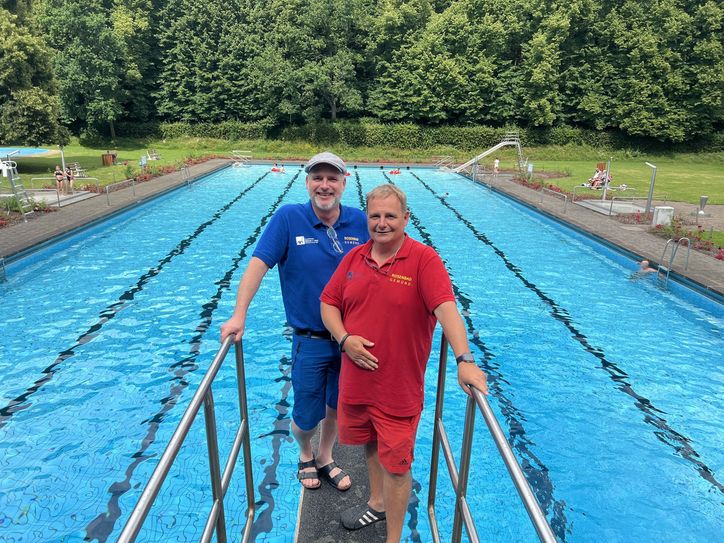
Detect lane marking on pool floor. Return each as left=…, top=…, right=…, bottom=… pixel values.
left=410, top=171, right=724, bottom=495
left=251, top=329, right=293, bottom=541
left=377, top=171, right=569, bottom=539
left=0, top=171, right=274, bottom=430
left=84, top=172, right=301, bottom=541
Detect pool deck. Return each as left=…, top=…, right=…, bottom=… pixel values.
left=1, top=160, right=722, bottom=298
left=0, top=159, right=228, bottom=262
left=472, top=172, right=724, bottom=298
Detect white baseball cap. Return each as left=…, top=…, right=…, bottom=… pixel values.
left=304, top=151, right=346, bottom=174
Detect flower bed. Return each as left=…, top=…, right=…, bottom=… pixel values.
left=652, top=217, right=724, bottom=260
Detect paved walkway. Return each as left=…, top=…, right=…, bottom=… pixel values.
left=476, top=173, right=723, bottom=297
left=0, top=159, right=229, bottom=261
left=1, top=161, right=721, bottom=297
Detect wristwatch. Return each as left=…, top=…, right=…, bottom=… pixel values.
left=455, top=353, right=475, bottom=364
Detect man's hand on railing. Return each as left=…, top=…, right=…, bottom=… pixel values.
left=220, top=315, right=245, bottom=342
left=457, top=363, right=488, bottom=396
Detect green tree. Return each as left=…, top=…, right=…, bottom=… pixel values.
left=111, top=0, right=158, bottom=123
left=519, top=12, right=569, bottom=127
left=34, top=0, right=126, bottom=137
left=155, top=0, right=267, bottom=122
left=255, top=0, right=368, bottom=123
left=0, top=8, right=65, bottom=145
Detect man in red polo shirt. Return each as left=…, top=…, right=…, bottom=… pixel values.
left=321, top=184, right=488, bottom=542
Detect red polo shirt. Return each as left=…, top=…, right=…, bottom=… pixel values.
left=321, top=235, right=455, bottom=416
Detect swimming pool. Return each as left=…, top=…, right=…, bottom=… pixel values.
left=0, top=147, right=51, bottom=157
left=0, top=165, right=721, bottom=542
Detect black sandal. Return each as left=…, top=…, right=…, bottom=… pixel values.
left=297, top=458, right=321, bottom=489
left=317, top=461, right=351, bottom=491
left=341, top=503, right=386, bottom=530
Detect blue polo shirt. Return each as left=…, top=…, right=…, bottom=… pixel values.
left=253, top=201, right=369, bottom=331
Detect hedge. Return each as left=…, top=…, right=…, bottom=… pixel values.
left=105, top=120, right=723, bottom=152
left=279, top=122, right=723, bottom=152
left=112, top=120, right=271, bottom=140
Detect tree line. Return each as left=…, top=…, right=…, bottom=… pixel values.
left=1, top=0, right=722, bottom=145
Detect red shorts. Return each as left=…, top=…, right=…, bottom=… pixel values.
left=338, top=402, right=421, bottom=474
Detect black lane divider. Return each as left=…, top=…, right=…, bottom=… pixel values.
left=381, top=172, right=569, bottom=539
left=411, top=171, right=724, bottom=495
left=84, top=172, right=299, bottom=542
left=0, top=171, right=271, bottom=431
left=250, top=329, right=293, bottom=540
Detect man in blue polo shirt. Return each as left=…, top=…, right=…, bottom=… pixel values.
left=221, top=152, right=369, bottom=491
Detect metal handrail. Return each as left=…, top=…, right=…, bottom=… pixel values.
left=104, top=177, right=136, bottom=205
left=657, top=237, right=691, bottom=284
left=539, top=187, right=569, bottom=214
left=428, top=336, right=556, bottom=543
left=181, top=165, right=192, bottom=184
left=118, top=337, right=256, bottom=543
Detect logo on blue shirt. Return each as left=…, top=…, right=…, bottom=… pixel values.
left=295, top=235, right=319, bottom=246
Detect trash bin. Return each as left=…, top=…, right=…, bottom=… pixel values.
left=101, top=153, right=115, bottom=166
left=652, top=206, right=674, bottom=226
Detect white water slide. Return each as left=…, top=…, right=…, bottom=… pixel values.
left=452, top=133, right=526, bottom=173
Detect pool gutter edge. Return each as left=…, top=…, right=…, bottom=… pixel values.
left=1, top=160, right=231, bottom=266
left=462, top=173, right=724, bottom=304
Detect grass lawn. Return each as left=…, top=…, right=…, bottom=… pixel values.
left=5, top=138, right=723, bottom=205
left=479, top=146, right=724, bottom=205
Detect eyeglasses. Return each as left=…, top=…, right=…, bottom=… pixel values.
left=326, top=226, right=344, bottom=254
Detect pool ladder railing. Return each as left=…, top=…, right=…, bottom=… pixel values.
left=656, top=237, right=690, bottom=285
left=432, top=155, right=454, bottom=170
left=117, top=337, right=255, bottom=543
left=181, top=165, right=191, bottom=185
left=428, top=336, right=556, bottom=543
left=2, top=160, right=34, bottom=222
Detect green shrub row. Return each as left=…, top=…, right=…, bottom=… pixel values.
left=111, top=120, right=723, bottom=152
left=113, top=120, right=272, bottom=140
left=277, top=122, right=724, bottom=152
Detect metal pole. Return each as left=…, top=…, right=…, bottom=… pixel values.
left=451, top=395, right=477, bottom=543
left=118, top=338, right=234, bottom=543
left=428, top=336, right=449, bottom=543
left=235, top=341, right=256, bottom=543
left=132, top=177, right=136, bottom=197
left=602, top=157, right=612, bottom=201
left=203, top=390, right=228, bottom=543
left=471, top=388, right=557, bottom=543
left=645, top=162, right=657, bottom=214
left=105, top=186, right=110, bottom=206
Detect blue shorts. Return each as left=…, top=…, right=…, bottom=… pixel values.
left=291, top=335, right=341, bottom=431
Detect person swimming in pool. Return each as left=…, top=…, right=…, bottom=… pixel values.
left=630, top=259, right=657, bottom=281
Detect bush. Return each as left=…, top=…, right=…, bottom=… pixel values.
left=115, top=122, right=161, bottom=138
left=159, top=120, right=271, bottom=140
left=113, top=120, right=723, bottom=153
left=278, top=121, right=515, bottom=150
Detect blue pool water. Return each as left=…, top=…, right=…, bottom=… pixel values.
left=0, top=165, right=721, bottom=542
left=0, top=147, right=51, bottom=157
